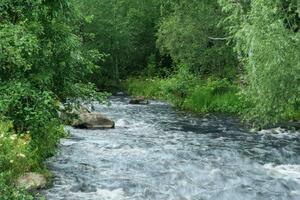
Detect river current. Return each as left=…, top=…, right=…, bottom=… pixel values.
left=43, top=96, right=300, bottom=200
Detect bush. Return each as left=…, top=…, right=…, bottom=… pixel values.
left=220, top=0, right=300, bottom=127
left=0, top=1, right=103, bottom=199
left=0, top=82, right=65, bottom=160
left=161, top=65, right=197, bottom=106
left=124, top=78, right=166, bottom=99
left=0, top=121, right=35, bottom=200
left=125, top=75, right=243, bottom=114
left=185, top=79, right=242, bottom=113
left=0, top=121, right=34, bottom=182
left=0, top=182, right=34, bottom=200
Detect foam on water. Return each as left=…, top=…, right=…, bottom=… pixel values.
left=46, top=188, right=127, bottom=200
left=258, top=127, right=300, bottom=138
left=264, top=164, right=300, bottom=181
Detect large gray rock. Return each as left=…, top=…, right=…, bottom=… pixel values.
left=129, top=96, right=149, bottom=105
left=16, top=172, right=47, bottom=191
left=72, top=112, right=115, bottom=129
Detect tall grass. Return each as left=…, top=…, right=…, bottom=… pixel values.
left=124, top=78, right=166, bottom=99
left=184, top=80, right=243, bottom=113
left=125, top=77, right=243, bottom=114
left=125, top=76, right=300, bottom=128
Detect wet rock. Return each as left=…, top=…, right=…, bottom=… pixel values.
left=115, top=91, right=127, bottom=96
left=70, top=183, right=97, bottom=193
left=72, top=112, right=115, bottom=129
left=249, top=128, right=259, bottom=133
left=129, top=96, right=149, bottom=105
left=280, top=121, right=300, bottom=131
left=16, top=172, right=47, bottom=191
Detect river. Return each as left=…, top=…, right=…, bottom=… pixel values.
left=43, top=96, right=300, bottom=200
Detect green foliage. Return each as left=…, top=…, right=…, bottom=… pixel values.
left=74, top=0, right=161, bottom=83
left=125, top=76, right=242, bottom=114
left=144, top=54, right=158, bottom=77
left=125, top=78, right=166, bottom=99
left=161, top=65, right=197, bottom=106
left=71, top=0, right=299, bottom=127
left=0, top=82, right=58, bottom=132
left=219, top=0, right=300, bottom=126
left=0, top=81, right=67, bottom=160
left=0, top=0, right=103, bottom=101
left=0, top=0, right=103, bottom=156
left=184, top=79, right=243, bottom=113
left=0, top=121, right=35, bottom=200
left=0, top=7, right=298, bottom=200
left=0, top=1, right=104, bottom=198
left=0, top=121, right=34, bottom=182
left=0, top=182, right=34, bottom=200
left=157, top=0, right=238, bottom=77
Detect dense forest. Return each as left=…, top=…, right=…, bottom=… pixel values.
left=0, top=0, right=299, bottom=199
left=74, top=0, right=299, bottom=126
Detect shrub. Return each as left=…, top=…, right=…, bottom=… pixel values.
left=0, top=121, right=34, bottom=183
left=184, top=79, right=242, bottom=113
left=124, top=78, right=165, bottom=99
left=0, top=82, right=65, bottom=160
left=125, top=76, right=243, bottom=114
left=0, top=182, right=34, bottom=200
left=162, top=65, right=197, bottom=106
left=0, top=121, right=35, bottom=200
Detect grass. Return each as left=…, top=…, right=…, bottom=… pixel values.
left=0, top=119, right=64, bottom=199
left=124, top=77, right=243, bottom=114
left=125, top=76, right=300, bottom=129
left=124, top=78, right=166, bottom=99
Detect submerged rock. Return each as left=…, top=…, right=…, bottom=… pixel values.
left=72, top=112, right=115, bottom=129
left=16, top=172, right=47, bottom=191
left=129, top=96, right=149, bottom=105
left=280, top=121, right=300, bottom=131
left=115, top=91, right=127, bottom=96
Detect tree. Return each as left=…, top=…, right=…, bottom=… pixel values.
left=157, top=0, right=238, bottom=78
left=74, top=0, right=161, bottom=86
left=0, top=0, right=102, bottom=159
left=219, top=0, right=300, bottom=126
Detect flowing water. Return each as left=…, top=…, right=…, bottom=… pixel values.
left=43, top=96, right=300, bottom=200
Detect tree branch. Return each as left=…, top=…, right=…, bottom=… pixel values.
left=208, top=37, right=228, bottom=41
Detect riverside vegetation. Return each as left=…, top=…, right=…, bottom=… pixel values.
left=0, top=1, right=104, bottom=199
left=0, top=0, right=299, bottom=199
left=77, top=0, right=299, bottom=126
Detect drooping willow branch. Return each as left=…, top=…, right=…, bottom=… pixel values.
left=208, top=37, right=228, bottom=41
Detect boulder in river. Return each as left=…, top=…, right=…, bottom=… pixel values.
left=72, top=112, right=115, bottom=129
left=115, top=91, right=127, bottom=96
left=129, top=96, right=149, bottom=105
left=16, top=172, right=47, bottom=191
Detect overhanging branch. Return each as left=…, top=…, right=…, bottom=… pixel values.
left=208, top=37, right=228, bottom=41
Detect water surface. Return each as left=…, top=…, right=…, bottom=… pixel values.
left=43, top=96, right=300, bottom=200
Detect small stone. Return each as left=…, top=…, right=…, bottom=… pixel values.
left=16, top=172, right=47, bottom=191
left=129, top=96, right=149, bottom=105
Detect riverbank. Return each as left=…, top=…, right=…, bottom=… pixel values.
left=124, top=77, right=299, bottom=129
left=125, top=77, right=243, bottom=113
left=0, top=119, right=65, bottom=199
